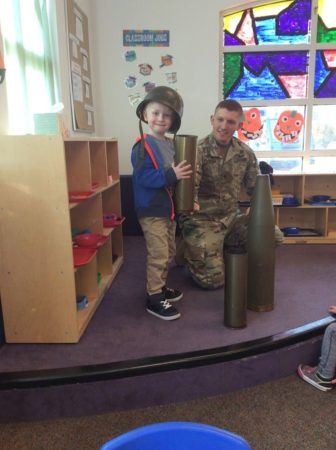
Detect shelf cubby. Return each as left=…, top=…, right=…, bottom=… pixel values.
left=0, top=135, right=123, bottom=343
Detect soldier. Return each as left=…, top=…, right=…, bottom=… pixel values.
left=177, top=99, right=283, bottom=289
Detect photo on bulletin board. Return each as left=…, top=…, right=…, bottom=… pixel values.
left=66, top=0, right=95, bottom=132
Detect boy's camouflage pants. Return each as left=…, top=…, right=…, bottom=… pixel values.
left=178, top=213, right=283, bottom=289
left=139, top=217, right=176, bottom=295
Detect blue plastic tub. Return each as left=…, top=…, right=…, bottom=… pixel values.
left=100, top=422, right=252, bottom=450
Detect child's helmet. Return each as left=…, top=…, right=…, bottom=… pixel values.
left=136, top=86, right=183, bottom=133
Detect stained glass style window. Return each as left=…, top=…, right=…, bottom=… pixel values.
left=314, top=50, right=336, bottom=98
left=237, top=106, right=305, bottom=151
left=223, top=0, right=312, bottom=46
left=221, top=0, right=336, bottom=170
left=317, top=0, right=336, bottom=43
left=224, top=51, right=309, bottom=100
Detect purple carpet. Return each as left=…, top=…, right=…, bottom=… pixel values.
left=0, top=238, right=335, bottom=373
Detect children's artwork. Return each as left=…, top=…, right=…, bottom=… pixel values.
left=238, top=108, right=263, bottom=141
left=165, top=72, right=177, bottom=84
left=160, top=54, right=173, bottom=68
left=124, top=75, right=137, bottom=88
left=124, top=50, right=136, bottom=62
left=143, top=81, right=156, bottom=93
left=128, top=92, right=142, bottom=107
left=138, top=63, right=153, bottom=76
left=273, top=110, right=304, bottom=143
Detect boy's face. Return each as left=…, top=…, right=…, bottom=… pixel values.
left=210, top=107, right=242, bottom=146
left=143, top=102, right=174, bottom=139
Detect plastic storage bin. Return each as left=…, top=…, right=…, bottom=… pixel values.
left=100, top=422, right=251, bottom=450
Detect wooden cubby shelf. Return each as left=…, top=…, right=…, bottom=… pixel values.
left=273, top=173, right=336, bottom=244
left=0, top=135, right=123, bottom=343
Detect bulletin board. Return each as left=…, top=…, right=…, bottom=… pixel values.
left=66, top=0, right=95, bottom=132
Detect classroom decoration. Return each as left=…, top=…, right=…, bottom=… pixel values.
left=317, top=0, right=336, bottom=43
left=273, top=110, right=304, bottom=143
left=237, top=108, right=263, bottom=141
left=314, top=50, right=336, bottom=98
left=223, top=0, right=311, bottom=100
left=122, top=29, right=178, bottom=107
left=138, top=63, right=153, bottom=76
left=160, top=55, right=173, bottom=67
left=128, top=92, right=142, bottom=106
left=143, top=81, right=156, bottom=93
left=123, top=30, right=170, bottom=47
left=224, top=50, right=309, bottom=100
left=124, top=76, right=137, bottom=88
left=124, top=50, right=137, bottom=62
left=223, top=0, right=311, bottom=46
left=66, top=0, right=94, bottom=131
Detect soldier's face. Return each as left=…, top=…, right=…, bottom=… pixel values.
left=210, top=108, right=242, bottom=146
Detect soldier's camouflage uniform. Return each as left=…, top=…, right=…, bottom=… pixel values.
left=178, top=133, right=283, bottom=289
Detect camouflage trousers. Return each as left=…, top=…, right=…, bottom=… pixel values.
left=178, top=214, right=284, bottom=290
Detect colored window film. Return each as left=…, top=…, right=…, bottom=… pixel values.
left=314, top=50, right=336, bottom=98
left=311, top=105, right=336, bottom=149
left=236, top=106, right=305, bottom=151
left=317, top=0, right=336, bottom=43
left=305, top=157, right=336, bottom=172
left=223, top=0, right=312, bottom=46
left=224, top=51, right=308, bottom=100
left=261, top=157, right=302, bottom=172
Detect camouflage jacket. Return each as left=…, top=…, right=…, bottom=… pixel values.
left=194, top=133, right=259, bottom=227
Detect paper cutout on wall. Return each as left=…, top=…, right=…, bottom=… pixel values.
left=160, top=54, right=173, bottom=67
left=273, top=109, right=304, bottom=142
left=238, top=107, right=263, bottom=141
left=128, top=92, right=142, bottom=107
left=124, top=50, right=137, bottom=62
left=143, top=81, right=156, bottom=92
left=139, top=63, right=153, bottom=76
left=165, top=72, right=177, bottom=84
left=124, top=76, right=137, bottom=88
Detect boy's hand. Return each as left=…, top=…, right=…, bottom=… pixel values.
left=173, top=160, right=192, bottom=180
left=193, top=202, right=200, bottom=211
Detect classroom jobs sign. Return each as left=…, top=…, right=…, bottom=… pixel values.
left=123, top=30, right=170, bottom=47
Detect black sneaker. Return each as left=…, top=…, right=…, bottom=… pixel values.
left=162, top=286, right=183, bottom=303
left=146, top=298, right=181, bottom=321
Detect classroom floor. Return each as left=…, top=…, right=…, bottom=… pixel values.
left=0, top=237, right=335, bottom=373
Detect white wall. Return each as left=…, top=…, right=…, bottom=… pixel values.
left=87, top=0, right=243, bottom=174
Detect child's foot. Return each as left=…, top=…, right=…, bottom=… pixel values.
left=146, top=293, right=181, bottom=320
left=297, top=364, right=333, bottom=391
left=162, top=286, right=183, bottom=302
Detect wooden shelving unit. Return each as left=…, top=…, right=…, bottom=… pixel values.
left=0, top=135, right=123, bottom=343
left=273, top=173, right=336, bottom=244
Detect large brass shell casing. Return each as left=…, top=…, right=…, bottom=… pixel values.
left=247, top=174, right=275, bottom=312
left=224, top=252, right=247, bottom=328
left=174, top=135, right=197, bottom=213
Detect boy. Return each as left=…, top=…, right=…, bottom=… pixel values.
left=131, top=86, right=192, bottom=320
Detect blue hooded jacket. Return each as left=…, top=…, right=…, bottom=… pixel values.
left=131, top=134, right=177, bottom=219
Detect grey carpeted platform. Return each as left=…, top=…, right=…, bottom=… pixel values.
left=0, top=238, right=335, bottom=373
